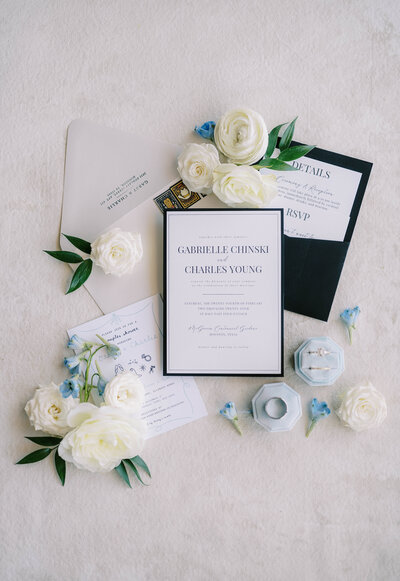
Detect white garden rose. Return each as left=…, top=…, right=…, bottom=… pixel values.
left=104, top=372, right=145, bottom=412
left=212, top=164, right=277, bottom=208
left=58, top=403, right=146, bottom=473
left=177, top=143, right=220, bottom=194
left=91, top=228, right=143, bottom=277
left=25, top=382, right=78, bottom=436
left=336, top=383, right=387, bottom=432
left=214, top=108, right=268, bottom=165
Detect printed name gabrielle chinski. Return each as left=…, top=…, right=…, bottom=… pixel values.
left=164, top=209, right=283, bottom=377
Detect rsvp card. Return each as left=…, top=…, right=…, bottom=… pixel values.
left=164, top=209, right=283, bottom=376
left=68, top=295, right=207, bottom=438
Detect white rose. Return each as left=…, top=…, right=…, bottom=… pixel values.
left=104, top=372, right=145, bottom=412
left=25, top=382, right=78, bottom=436
left=91, top=228, right=143, bottom=277
left=177, top=143, right=220, bottom=194
left=336, top=383, right=387, bottom=432
left=214, top=108, right=268, bottom=165
left=58, top=403, right=146, bottom=473
left=212, top=164, right=277, bottom=209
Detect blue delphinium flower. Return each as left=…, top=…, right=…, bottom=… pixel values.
left=194, top=121, right=216, bottom=140
left=60, top=375, right=81, bottom=399
left=96, top=375, right=107, bottom=397
left=219, top=401, right=242, bottom=435
left=96, top=334, right=121, bottom=358
left=64, top=353, right=88, bottom=375
left=306, top=398, right=331, bottom=437
left=67, top=334, right=93, bottom=352
left=340, top=306, right=360, bottom=344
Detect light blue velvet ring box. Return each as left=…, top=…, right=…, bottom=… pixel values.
left=252, top=382, right=302, bottom=432
left=294, top=336, right=344, bottom=386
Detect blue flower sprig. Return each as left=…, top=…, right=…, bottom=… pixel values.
left=61, top=334, right=120, bottom=402
left=340, top=306, right=360, bottom=344
left=219, top=401, right=242, bottom=435
left=195, top=121, right=215, bottom=140
left=306, top=398, right=331, bottom=437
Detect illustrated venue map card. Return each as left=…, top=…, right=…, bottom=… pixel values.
left=68, top=295, right=207, bottom=438
left=164, top=209, right=284, bottom=376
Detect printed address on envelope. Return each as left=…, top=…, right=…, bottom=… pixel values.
left=68, top=295, right=207, bottom=438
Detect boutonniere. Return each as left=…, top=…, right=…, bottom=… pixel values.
left=44, top=228, right=143, bottom=294
left=179, top=107, right=315, bottom=209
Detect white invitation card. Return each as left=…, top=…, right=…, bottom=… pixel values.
left=68, top=295, right=207, bottom=438
left=164, top=209, right=283, bottom=376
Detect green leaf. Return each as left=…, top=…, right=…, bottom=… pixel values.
left=62, top=234, right=92, bottom=255
left=254, top=158, right=298, bottom=171
left=279, top=117, right=298, bottom=151
left=265, top=123, right=287, bottom=158
left=16, top=447, right=52, bottom=464
left=131, top=455, right=151, bottom=478
left=114, top=462, right=131, bottom=488
left=54, top=449, right=66, bottom=486
left=25, top=436, right=62, bottom=447
left=44, top=250, right=83, bottom=264
left=66, top=259, right=93, bottom=294
left=125, top=459, right=148, bottom=486
left=278, top=144, right=316, bottom=161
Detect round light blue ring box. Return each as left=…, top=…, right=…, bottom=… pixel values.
left=294, top=336, right=345, bottom=387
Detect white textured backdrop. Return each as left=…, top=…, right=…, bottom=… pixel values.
left=1, top=1, right=399, bottom=580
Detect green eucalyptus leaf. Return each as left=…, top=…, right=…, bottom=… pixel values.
left=16, top=448, right=52, bottom=464
left=265, top=123, right=287, bottom=158
left=25, top=436, right=62, bottom=447
left=254, top=158, right=298, bottom=171
left=114, top=462, right=131, bottom=488
left=125, top=459, right=148, bottom=486
left=62, top=234, right=92, bottom=255
left=278, top=144, right=316, bottom=161
left=54, top=449, right=66, bottom=486
left=279, top=117, right=298, bottom=151
left=131, top=455, right=151, bottom=478
left=66, top=259, right=93, bottom=294
left=44, top=250, right=83, bottom=264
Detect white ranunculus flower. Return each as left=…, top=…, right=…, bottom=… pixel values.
left=336, top=383, right=387, bottom=432
left=91, top=228, right=143, bottom=277
left=214, top=108, right=268, bottom=165
left=177, top=143, right=220, bottom=194
left=104, top=372, right=145, bottom=412
left=58, top=403, right=146, bottom=473
left=25, top=383, right=78, bottom=436
left=212, top=164, right=277, bottom=209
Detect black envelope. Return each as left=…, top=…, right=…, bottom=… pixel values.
left=283, top=143, right=372, bottom=321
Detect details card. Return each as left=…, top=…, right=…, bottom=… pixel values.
left=164, top=209, right=283, bottom=376
left=261, top=153, right=363, bottom=241
left=68, top=295, right=207, bottom=438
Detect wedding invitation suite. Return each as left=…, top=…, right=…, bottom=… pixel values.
left=164, top=209, right=283, bottom=376
left=68, top=295, right=207, bottom=437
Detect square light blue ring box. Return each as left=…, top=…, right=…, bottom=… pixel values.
left=294, top=336, right=345, bottom=386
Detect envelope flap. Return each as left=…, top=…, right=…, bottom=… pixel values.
left=61, top=119, right=179, bottom=243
